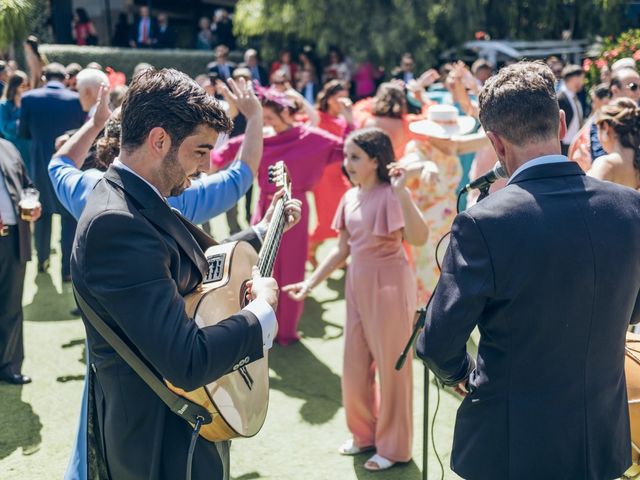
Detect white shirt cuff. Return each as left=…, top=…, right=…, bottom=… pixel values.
left=243, top=298, right=277, bottom=349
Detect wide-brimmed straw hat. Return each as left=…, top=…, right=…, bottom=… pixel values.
left=409, top=104, right=476, bottom=139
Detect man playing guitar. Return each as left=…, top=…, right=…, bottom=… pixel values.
left=71, top=69, right=301, bottom=480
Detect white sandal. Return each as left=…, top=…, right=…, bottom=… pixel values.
left=338, top=438, right=374, bottom=456
left=363, top=453, right=395, bottom=471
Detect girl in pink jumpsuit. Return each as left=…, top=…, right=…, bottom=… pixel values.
left=284, top=128, right=428, bottom=471
left=211, top=89, right=343, bottom=345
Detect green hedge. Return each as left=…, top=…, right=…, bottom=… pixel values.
left=39, top=44, right=217, bottom=80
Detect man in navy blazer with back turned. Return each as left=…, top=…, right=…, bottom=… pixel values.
left=417, top=61, right=640, bottom=480
left=19, top=62, right=84, bottom=278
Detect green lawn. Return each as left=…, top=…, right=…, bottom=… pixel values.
left=0, top=213, right=465, bottom=480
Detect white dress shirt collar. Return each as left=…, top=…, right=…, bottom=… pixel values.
left=112, top=158, right=164, bottom=199
left=508, top=155, right=569, bottom=184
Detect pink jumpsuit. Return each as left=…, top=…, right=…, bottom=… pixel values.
left=211, top=125, right=343, bottom=344
left=333, top=183, right=417, bottom=462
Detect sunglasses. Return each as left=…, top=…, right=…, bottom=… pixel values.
left=626, top=82, right=639, bottom=91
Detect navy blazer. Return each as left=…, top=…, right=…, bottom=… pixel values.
left=417, top=161, right=640, bottom=480
left=206, top=61, right=236, bottom=82
left=72, top=165, right=265, bottom=479
left=19, top=81, right=84, bottom=214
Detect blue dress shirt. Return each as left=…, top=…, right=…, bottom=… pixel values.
left=589, top=122, right=607, bottom=162
left=48, top=155, right=253, bottom=223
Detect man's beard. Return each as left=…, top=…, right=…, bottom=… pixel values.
left=161, top=147, right=189, bottom=197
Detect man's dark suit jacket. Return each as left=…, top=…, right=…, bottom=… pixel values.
left=207, top=61, right=236, bottom=82
left=71, top=165, right=265, bottom=479
left=417, top=161, right=640, bottom=480
left=154, top=25, right=176, bottom=49
left=19, top=81, right=84, bottom=214
left=0, top=139, right=33, bottom=263
left=0, top=139, right=34, bottom=377
left=557, top=90, right=581, bottom=138
left=130, top=16, right=159, bottom=48
left=238, top=62, right=269, bottom=86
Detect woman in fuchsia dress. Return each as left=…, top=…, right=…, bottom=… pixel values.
left=212, top=87, right=343, bottom=345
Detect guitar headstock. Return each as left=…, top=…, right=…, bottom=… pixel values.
left=267, top=161, right=292, bottom=194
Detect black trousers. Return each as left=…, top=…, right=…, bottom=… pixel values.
left=0, top=226, right=26, bottom=375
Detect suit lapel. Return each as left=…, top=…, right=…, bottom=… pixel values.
left=171, top=208, right=217, bottom=250
left=103, top=166, right=209, bottom=277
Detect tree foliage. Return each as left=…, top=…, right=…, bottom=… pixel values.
left=234, top=0, right=630, bottom=69
left=0, top=0, right=34, bottom=52
left=0, top=0, right=51, bottom=55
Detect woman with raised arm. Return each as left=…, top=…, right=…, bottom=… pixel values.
left=212, top=86, right=344, bottom=345
left=284, top=128, right=427, bottom=472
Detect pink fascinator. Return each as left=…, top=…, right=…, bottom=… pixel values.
left=253, top=81, right=296, bottom=109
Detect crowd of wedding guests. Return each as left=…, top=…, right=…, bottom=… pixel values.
left=1, top=30, right=640, bottom=475
left=70, top=5, right=234, bottom=50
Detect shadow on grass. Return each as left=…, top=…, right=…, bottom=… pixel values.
left=352, top=455, right=422, bottom=479
left=325, top=275, right=345, bottom=294
left=23, top=272, right=75, bottom=322
left=0, top=385, right=42, bottom=459
left=57, top=374, right=85, bottom=382
left=62, top=337, right=87, bottom=366
left=269, top=342, right=342, bottom=425
left=298, top=275, right=346, bottom=341
left=232, top=473, right=261, bottom=480
left=298, top=297, right=344, bottom=340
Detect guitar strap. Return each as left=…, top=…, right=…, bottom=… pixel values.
left=73, top=285, right=213, bottom=426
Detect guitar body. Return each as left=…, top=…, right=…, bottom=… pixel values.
left=165, top=241, right=269, bottom=442
left=627, top=332, right=640, bottom=466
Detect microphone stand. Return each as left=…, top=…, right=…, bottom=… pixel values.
left=477, top=185, right=491, bottom=202
left=396, top=305, right=429, bottom=480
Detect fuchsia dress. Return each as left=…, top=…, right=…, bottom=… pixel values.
left=211, top=124, right=343, bottom=344
left=309, top=111, right=353, bottom=251
left=333, top=183, right=416, bottom=462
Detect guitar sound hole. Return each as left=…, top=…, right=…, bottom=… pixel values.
left=239, top=280, right=251, bottom=308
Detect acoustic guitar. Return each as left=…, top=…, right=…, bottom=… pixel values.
left=166, top=161, right=291, bottom=442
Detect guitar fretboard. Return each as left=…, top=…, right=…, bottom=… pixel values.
left=257, top=195, right=288, bottom=277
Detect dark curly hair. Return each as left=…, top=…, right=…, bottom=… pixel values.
left=371, top=82, right=406, bottom=119
left=120, top=68, right=232, bottom=152
left=346, top=127, right=394, bottom=183
left=316, top=80, right=346, bottom=113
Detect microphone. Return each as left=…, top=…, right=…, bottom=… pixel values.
left=461, top=162, right=507, bottom=193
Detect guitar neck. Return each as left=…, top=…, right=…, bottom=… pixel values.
left=257, top=193, right=289, bottom=277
